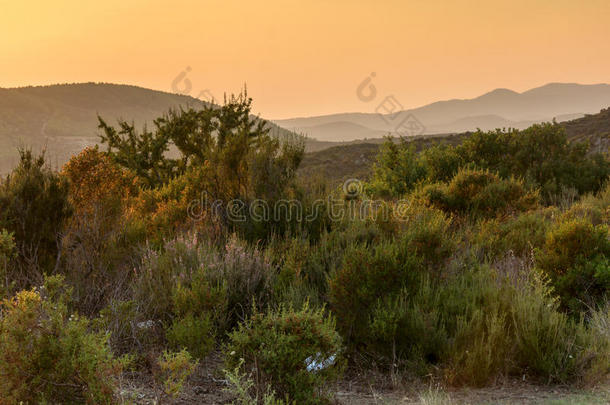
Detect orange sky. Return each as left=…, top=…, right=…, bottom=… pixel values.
left=1, top=0, right=609, bottom=119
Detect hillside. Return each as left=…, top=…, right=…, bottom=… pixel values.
left=299, top=109, right=610, bottom=184
left=0, top=83, right=303, bottom=173
left=276, top=83, right=610, bottom=141
left=563, top=107, right=610, bottom=153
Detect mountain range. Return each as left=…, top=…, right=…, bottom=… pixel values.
left=1, top=82, right=609, bottom=174
left=274, top=83, right=610, bottom=141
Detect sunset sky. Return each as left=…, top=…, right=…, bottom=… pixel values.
left=1, top=0, right=609, bottom=119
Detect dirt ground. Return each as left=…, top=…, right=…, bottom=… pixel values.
left=118, top=352, right=609, bottom=404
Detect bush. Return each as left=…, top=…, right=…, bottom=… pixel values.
left=205, top=235, right=276, bottom=327
left=367, top=138, right=427, bottom=198
left=474, top=209, right=554, bottom=259
left=329, top=241, right=420, bottom=345
left=166, top=313, right=216, bottom=360
left=224, top=358, right=294, bottom=405
left=419, top=168, right=539, bottom=219
left=134, top=234, right=220, bottom=322
left=0, top=150, right=71, bottom=284
left=369, top=283, right=448, bottom=374
left=156, top=349, right=198, bottom=399
left=535, top=219, right=610, bottom=312
left=167, top=268, right=225, bottom=359
left=0, top=276, right=126, bottom=404
left=510, top=271, right=594, bottom=383
left=396, top=204, right=455, bottom=268
left=61, top=147, right=144, bottom=314
left=225, top=304, right=344, bottom=404
left=0, top=229, right=16, bottom=298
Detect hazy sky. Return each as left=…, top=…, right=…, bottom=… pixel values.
left=1, top=0, right=609, bottom=119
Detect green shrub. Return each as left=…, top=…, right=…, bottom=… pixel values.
left=367, top=138, right=427, bottom=198
left=419, top=168, right=539, bottom=219
left=0, top=150, right=72, bottom=283
left=224, top=358, right=294, bottom=405
left=510, top=271, right=593, bottom=382
left=226, top=304, right=344, bottom=404
left=397, top=204, right=455, bottom=268
left=166, top=313, right=216, bottom=360
left=0, top=276, right=126, bottom=404
left=0, top=229, right=16, bottom=298
left=329, top=241, right=420, bottom=344
left=156, top=349, right=198, bottom=399
left=536, top=219, right=610, bottom=312
left=474, top=209, right=554, bottom=259
left=134, top=233, right=221, bottom=322
left=369, top=283, right=448, bottom=373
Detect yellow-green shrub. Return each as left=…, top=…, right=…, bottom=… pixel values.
left=0, top=276, right=126, bottom=404
left=536, top=219, right=610, bottom=312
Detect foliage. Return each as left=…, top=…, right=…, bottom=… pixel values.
left=156, top=349, right=198, bottom=398
left=61, top=147, right=145, bottom=313
left=0, top=229, right=16, bottom=298
left=0, top=149, right=71, bottom=282
left=224, top=358, right=294, bottom=405
left=368, top=137, right=427, bottom=197
left=0, top=276, right=126, bottom=404
left=418, top=168, right=539, bottom=219
left=369, top=284, right=448, bottom=374
left=474, top=209, right=554, bottom=259
left=226, top=304, right=344, bottom=404
left=329, top=241, right=420, bottom=345
left=535, top=219, right=610, bottom=313
left=205, top=235, right=276, bottom=327
left=368, top=123, right=609, bottom=201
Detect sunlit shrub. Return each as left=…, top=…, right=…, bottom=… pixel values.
left=419, top=168, right=539, bottom=219
left=0, top=276, right=126, bottom=404
left=226, top=303, right=344, bottom=404
left=61, top=147, right=146, bottom=313
left=535, top=219, right=610, bottom=312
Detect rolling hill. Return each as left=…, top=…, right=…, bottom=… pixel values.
left=0, top=83, right=305, bottom=173
left=275, top=83, right=610, bottom=141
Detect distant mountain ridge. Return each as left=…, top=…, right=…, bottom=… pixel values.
left=275, top=83, right=610, bottom=141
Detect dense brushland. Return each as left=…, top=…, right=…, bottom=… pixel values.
left=0, top=94, right=609, bottom=404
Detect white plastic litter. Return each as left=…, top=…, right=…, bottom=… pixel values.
left=305, top=352, right=336, bottom=372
